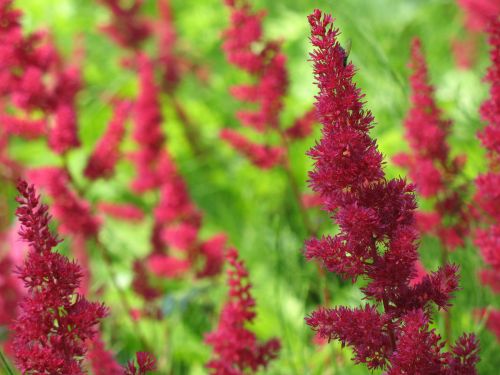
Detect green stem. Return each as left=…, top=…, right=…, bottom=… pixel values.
left=0, top=350, right=15, bottom=375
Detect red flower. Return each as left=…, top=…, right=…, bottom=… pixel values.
left=28, top=167, right=100, bottom=238
left=205, top=248, right=280, bottom=374
left=84, top=100, right=131, bottom=180
left=124, top=352, right=157, bottom=375
left=475, top=21, right=500, bottom=342
left=304, top=10, right=478, bottom=372
left=87, top=335, right=123, bottom=375
left=98, top=0, right=151, bottom=50
left=220, top=129, right=284, bottom=169
left=130, top=54, right=166, bottom=193
left=395, top=38, right=469, bottom=251
left=11, top=179, right=107, bottom=374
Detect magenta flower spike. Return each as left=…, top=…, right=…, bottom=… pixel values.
left=304, top=9, right=479, bottom=373
left=11, top=179, right=107, bottom=374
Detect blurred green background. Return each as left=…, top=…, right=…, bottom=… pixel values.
left=6, top=0, right=498, bottom=373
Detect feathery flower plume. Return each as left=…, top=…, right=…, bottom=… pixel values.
left=220, top=0, right=314, bottom=169
left=12, top=179, right=107, bottom=374
left=28, top=167, right=100, bottom=238
left=87, top=335, right=123, bottom=375
left=205, top=248, right=280, bottom=374
left=98, top=0, right=151, bottom=51
left=475, top=20, right=500, bottom=341
left=84, top=100, right=131, bottom=180
left=220, top=129, right=284, bottom=169
left=394, top=38, right=469, bottom=251
left=98, top=202, right=145, bottom=222
left=304, top=9, right=479, bottom=372
left=124, top=352, right=157, bottom=375
left=130, top=54, right=166, bottom=193
left=47, top=65, right=82, bottom=154
left=456, top=0, right=500, bottom=32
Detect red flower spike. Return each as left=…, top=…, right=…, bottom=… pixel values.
left=205, top=248, right=280, bottom=373
left=304, top=9, right=478, bottom=372
left=395, top=38, right=469, bottom=251
left=28, top=167, right=100, bottom=238
left=220, top=129, right=284, bottom=169
left=98, top=0, right=151, bottom=50
left=12, top=179, right=107, bottom=374
left=130, top=54, right=166, bottom=193
left=87, top=335, right=123, bottom=375
left=124, top=352, right=157, bottom=375
left=475, top=20, right=500, bottom=342
left=84, top=100, right=131, bottom=180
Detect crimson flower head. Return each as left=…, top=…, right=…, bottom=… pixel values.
left=304, top=9, right=479, bottom=372
left=130, top=54, right=166, bottom=193
left=394, top=38, right=469, bottom=251
left=474, top=20, right=500, bottom=341
left=12, top=179, right=107, bottom=374
left=220, top=0, right=315, bottom=171
left=124, top=352, right=157, bottom=375
left=84, top=100, right=131, bottom=180
left=98, top=0, right=151, bottom=50
left=205, top=248, right=280, bottom=374
left=28, top=167, right=100, bottom=238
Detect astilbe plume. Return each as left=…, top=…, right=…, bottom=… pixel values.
left=205, top=248, right=280, bottom=374
left=11, top=179, right=107, bottom=374
left=125, top=52, right=226, bottom=302
left=87, top=335, right=123, bottom=375
left=304, top=9, right=479, bottom=373
left=98, top=0, right=151, bottom=51
left=124, top=352, right=157, bottom=375
left=0, top=0, right=82, bottom=154
left=394, top=38, right=469, bottom=251
left=130, top=54, right=166, bottom=193
left=28, top=167, right=100, bottom=238
left=220, top=128, right=283, bottom=169
left=474, top=20, right=500, bottom=341
left=456, top=0, right=500, bottom=32
left=220, top=0, right=316, bottom=170
left=84, top=100, right=131, bottom=180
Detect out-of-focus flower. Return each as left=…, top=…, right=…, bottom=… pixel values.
left=394, top=38, right=469, bottom=251
left=205, top=248, right=280, bottom=374
left=475, top=20, right=500, bottom=342
left=85, top=100, right=131, bottom=180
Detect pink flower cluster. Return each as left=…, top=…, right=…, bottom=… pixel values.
left=457, top=0, right=500, bottom=32
left=98, top=0, right=151, bottom=50
left=205, top=248, right=280, bottom=374
left=220, top=0, right=317, bottom=169
left=475, top=20, right=500, bottom=341
left=0, top=0, right=81, bottom=154
left=85, top=100, right=132, bottom=180
left=12, top=180, right=107, bottom=374
left=394, top=38, right=469, bottom=251
left=304, top=9, right=479, bottom=373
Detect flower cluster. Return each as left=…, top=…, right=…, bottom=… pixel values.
left=394, top=38, right=469, bottom=251
left=11, top=179, right=107, bottom=374
left=98, top=0, right=151, bottom=51
left=304, top=9, right=479, bottom=372
left=124, top=352, right=157, bottom=375
left=28, top=167, right=100, bottom=238
left=220, top=0, right=316, bottom=169
left=205, top=248, right=280, bottom=374
left=475, top=20, right=500, bottom=341
left=456, top=0, right=500, bottom=32
left=0, top=0, right=82, bottom=154
left=84, top=100, right=131, bottom=180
